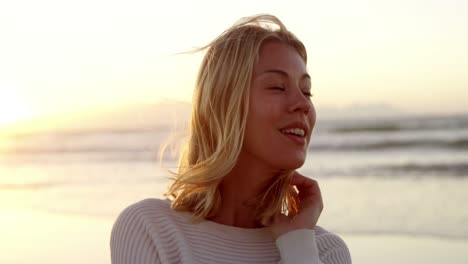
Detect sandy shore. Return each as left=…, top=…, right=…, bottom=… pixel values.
left=2, top=207, right=467, bottom=264
left=342, top=234, right=468, bottom=263
left=0, top=208, right=111, bottom=264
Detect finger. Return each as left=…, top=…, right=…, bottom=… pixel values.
left=290, top=171, right=317, bottom=187
left=273, top=212, right=290, bottom=224
left=291, top=172, right=320, bottom=196
left=290, top=172, right=323, bottom=209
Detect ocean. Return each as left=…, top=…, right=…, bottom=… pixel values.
left=1, top=112, right=467, bottom=241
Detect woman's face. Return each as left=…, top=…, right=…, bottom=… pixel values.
left=242, top=41, right=316, bottom=171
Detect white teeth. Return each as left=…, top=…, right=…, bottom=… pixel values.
left=280, top=128, right=305, bottom=137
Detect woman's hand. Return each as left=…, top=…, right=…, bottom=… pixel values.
left=270, top=171, right=323, bottom=240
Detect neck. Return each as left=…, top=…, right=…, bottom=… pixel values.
left=208, top=151, right=279, bottom=228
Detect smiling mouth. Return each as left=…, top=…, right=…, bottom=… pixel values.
left=279, top=129, right=306, bottom=145
left=280, top=128, right=305, bottom=137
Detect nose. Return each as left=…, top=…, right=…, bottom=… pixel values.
left=287, top=87, right=312, bottom=114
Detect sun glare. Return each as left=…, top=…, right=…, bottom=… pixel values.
left=0, top=89, right=32, bottom=130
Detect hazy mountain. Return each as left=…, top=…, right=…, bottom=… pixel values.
left=2, top=101, right=192, bottom=135
left=67, top=101, right=192, bottom=132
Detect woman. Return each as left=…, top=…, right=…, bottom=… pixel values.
left=111, top=14, right=351, bottom=264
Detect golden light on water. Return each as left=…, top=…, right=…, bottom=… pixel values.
left=0, top=89, right=31, bottom=153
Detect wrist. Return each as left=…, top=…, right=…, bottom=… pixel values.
left=271, top=223, right=314, bottom=240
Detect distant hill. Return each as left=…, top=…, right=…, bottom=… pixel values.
left=1, top=101, right=192, bottom=135
left=63, top=101, right=193, bottom=132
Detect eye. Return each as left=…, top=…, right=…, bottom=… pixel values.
left=302, top=88, right=313, bottom=98
left=269, top=86, right=285, bottom=91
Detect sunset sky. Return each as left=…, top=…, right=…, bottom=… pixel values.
left=1, top=0, right=467, bottom=132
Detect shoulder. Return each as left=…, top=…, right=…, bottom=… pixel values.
left=111, top=198, right=170, bottom=235
left=111, top=198, right=183, bottom=246
left=114, top=198, right=171, bottom=221
left=120, top=198, right=171, bottom=214
left=110, top=198, right=171, bottom=263
left=110, top=198, right=198, bottom=263
left=315, top=226, right=352, bottom=264
left=111, top=198, right=176, bottom=233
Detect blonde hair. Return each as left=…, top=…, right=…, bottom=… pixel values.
left=165, top=14, right=307, bottom=226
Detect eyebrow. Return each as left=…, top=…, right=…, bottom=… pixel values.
left=260, top=69, right=311, bottom=80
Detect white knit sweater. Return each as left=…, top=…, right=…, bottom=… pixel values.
left=110, top=198, right=351, bottom=264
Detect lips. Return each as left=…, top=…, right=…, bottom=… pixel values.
left=279, top=121, right=309, bottom=137
left=279, top=121, right=309, bottom=145
left=280, top=127, right=305, bottom=137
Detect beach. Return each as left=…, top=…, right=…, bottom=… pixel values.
left=1, top=206, right=468, bottom=264
left=2, top=0, right=468, bottom=261
left=0, top=208, right=110, bottom=264
left=1, top=112, right=468, bottom=263
left=345, top=234, right=468, bottom=263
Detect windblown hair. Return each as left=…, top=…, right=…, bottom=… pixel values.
left=165, top=14, right=307, bottom=226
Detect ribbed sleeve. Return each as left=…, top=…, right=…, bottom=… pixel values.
left=109, top=198, right=351, bottom=264
left=317, top=232, right=352, bottom=264
left=110, top=204, right=160, bottom=264
left=276, top=229, right=322, bottom=264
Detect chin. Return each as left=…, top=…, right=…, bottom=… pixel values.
left=275, top=158, right=306, bottom=171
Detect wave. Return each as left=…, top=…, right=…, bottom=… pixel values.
left=0, top=182, right=62, bottom=190
left=2, top=125, right=171, bottom=139
left=304, top=163, right=468, bottom=178
left=448, top=138, right=468, bottom=148
left=334, top=124, right=401, bottom=133
left=335, top=229, right=468, bottom=241
left=311, top=138, right=468, bottom=151
left=0, top=150, right=160, bottom=164
left=5, top=137, right=468, bottom=155
left=365, top=162, right=468, bottom=177
left=330, top=115, right=468, bottom=134
left=1, top=146, right=155, bottom=154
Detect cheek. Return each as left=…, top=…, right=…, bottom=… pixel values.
left=309, top=104, right=317, bottom=127
left=248, top=96, right=280, bottom=126
left=245, top=109, right=275, bottom=138
left=243, top=102, right=280, bottom=149
left=306, top=104, right=317, bottom=141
